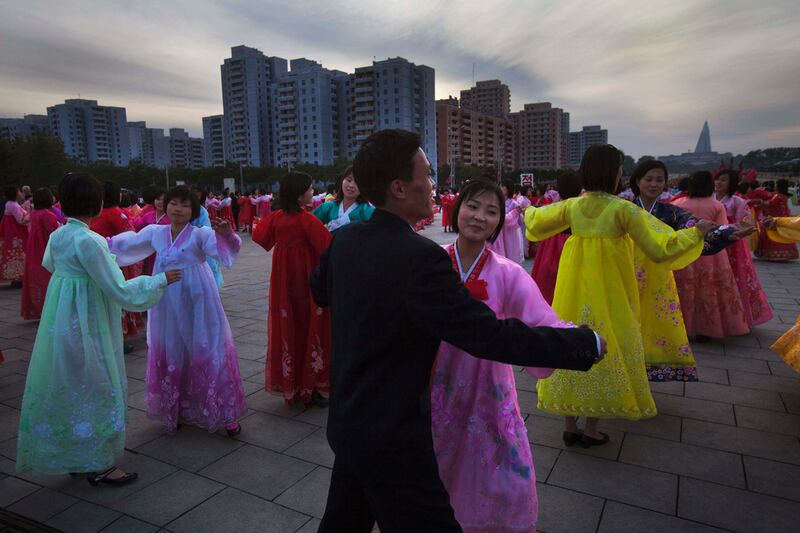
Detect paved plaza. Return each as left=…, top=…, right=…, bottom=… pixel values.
left=1, top=215, right=800, bottom=532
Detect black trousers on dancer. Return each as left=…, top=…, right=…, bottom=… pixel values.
left=318, top=437, right=462, bottom=533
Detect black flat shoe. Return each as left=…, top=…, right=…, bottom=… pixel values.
left=226, top=423, right=241, bottom=437
left=563, top=431, right=583, bottom=446
left=310, top=392, right=329, bottom=408
left=88, top=467, right=138, bottom=486
left=580, top=432, right=610, bottom=448
left=123, top=343, right=134, bottom=354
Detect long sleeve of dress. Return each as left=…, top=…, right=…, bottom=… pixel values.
left=252, top=211, right=278, bottom=251
left=77, top=234, right=167, bottom=311
left=662, top=203, right=733, bottom=256
left=524, top=202, right=570, bottom=242
left=304, top=214, right=333, bottom=256
left=107, top=226, right=158, bottom=266
left=198, top=227, right=241, bottom=268
left=769, top=216, right=800, bottom=243
left=312, top=202, right=336, bottom=225
left=622, top=203, right=704, bottom=269
left=404, top=245, right=598, bottom=370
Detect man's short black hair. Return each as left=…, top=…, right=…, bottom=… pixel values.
left=353, top=129, right=421, bottom=207
left=165, top=185, right=200, bottom=220
left=59, top=173, right=103, bottom=217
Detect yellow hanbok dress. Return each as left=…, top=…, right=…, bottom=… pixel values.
left=525, top=192, right=703, bottom=420
left=768, top=216, right=800, bottom=372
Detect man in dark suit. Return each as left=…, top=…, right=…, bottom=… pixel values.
left=311, top=129, right=605, bottom=532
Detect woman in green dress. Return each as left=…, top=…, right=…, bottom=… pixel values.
left=16, top=173, right=181, bottom=485
left=312, top=166, right=375, bottom=231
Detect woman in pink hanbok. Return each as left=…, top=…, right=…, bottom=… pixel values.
left=713, top=169, right=773, bottom=326
left=490, top=180, right=523, bottom=263
left=108, top=186, right=247, bottom=435
left=432, top=180, right=564, bottom=533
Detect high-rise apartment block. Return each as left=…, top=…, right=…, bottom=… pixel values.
left=270, top=58, right=349, bottom=167
left=165, top=128, right=205, bottom=169
left=0, top=115, right=51, bottom=140
left=436, top=97, right=513, bottom=174
left=47, top=99, right=130, bottom=166
left=460, top=80, right=510, bottom=118
left=202, top=115, right=226, bottom=167
left=221, top=45, right=287, bottom=167
left=568, top=125, right=608, bottom=167
left=128, top=121, right=168, bottom=168
left=511, top=102, right=567, bottom=169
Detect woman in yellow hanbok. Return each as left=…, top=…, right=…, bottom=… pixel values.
left=525, top=145, right=711, bottom=447
left=763, top=215, right=800, bottom=371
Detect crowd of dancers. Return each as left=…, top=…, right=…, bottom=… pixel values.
left=0, top=133, right=798, bottom=530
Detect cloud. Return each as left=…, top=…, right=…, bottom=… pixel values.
left=0, top=0, right=797, bottom=157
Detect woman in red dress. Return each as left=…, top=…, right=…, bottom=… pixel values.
left=0, top=186, right=29, bottom=286
left=90, top=181, right=144, bottom=347
left=253, top=172, right=332, bottom=406
left=219, top=194, right=237, bottom=231
left=755, top=179, right=798, bottom=261
left=237, top=191, right=254, bottom=233
left=441, top=189, right=456, bottom=232
left=21, top=189, right=60, bottom=320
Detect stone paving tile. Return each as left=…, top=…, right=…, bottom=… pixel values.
left=782, top=392, right=800, bottom=414
left=167, top=487, right=309, bottom=533
left=694, top=352, right=771, bottom=374
left=7, top=487, right=78, bottom=523
left=598, top=501, right=725, bottom=533
left=548, top=452, right=678, bottom=513
left=293, top=406, right=328, bottom=428
left=199, top=444, right=316, bottom=501
left=284, top=428, right=335, bottom=468
left=734, top=405, right=800, bottom=437
left=600, top=413, right=682, bottom=442
left=45, top=500, right=122, bottom=533
left=296, top=518, right=321, bottom=533
left=535, top=482, right=604, bottom=533
left=679, top=477, right=800, bottom=533
left=100, top=515, right=159, bottom=533
left=112, top=470, right=224, bottom=526
left=682, top=418, right=800, bottom=465
left=619, top=433, right=745, bottom=488
left=768, top=360, right=800, bottom=378
left=729, top=370, right=800, bottom=394
left=693, top=365, right=729, bottom=385
left=525, top=413, right=624, bottom=461
left=0, top=476, right=39, bottom=507
left=135, top=426, right=245, bottom=472
left=244, top=390, right=307, bottom=418
left=684, top=381, right=786, bottom=411
left=124, top=356, right=148, bottom=381
left=231, top=411, right=317, bottom=452
left=124, top=408, right=167, bottom=450
left=648, top=380, right=685, bottom=396
left=743, top=455, right=800, bottom=502
left=653, top=392, right=735, bottom=425
left=274, top=466, right=331, bottom=519
left=532, top=444, right=560, bottom=482
left=724, top=345, right=783, bottom=361
left=0, top=407, right=20, bottom=442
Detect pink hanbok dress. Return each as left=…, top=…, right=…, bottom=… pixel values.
left=108, top=224, right=247, bottom=431
left=491, top=199, right=523, bottom=263
left=716, top=194, right=773, bottom=326
left=432, top=243, right=562, bottom=533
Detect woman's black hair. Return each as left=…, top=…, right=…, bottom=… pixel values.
left=736, top=181, right=750, bottom=195
left=500, top=179, right=515, bottom=200
left=336, top=165, right=367, bottom=204
left=776, top=178, right=789, bottom=196
left=59, top=173, right=103, bottom=217
left=688, top=171, right=715, bottom=198
left=520, top=184, right=533, bottom=197
left=451, top=179, right=506, bottom=243
left=715, top=169, right=740, bottom=198
left=630, top=160, right=669, bottom=196
left=580, top=144, right=624, bottom=193
left=102, top=181, right=120, bottom=208
left=142, top=185, right=164, bottom=206
left=557, top=171, right=583, bottom=200
left=279, top=172, right=313, bottom=214
left=165, top=185, right=200, bottom=220
left=3, top=186, right=19, bottom=202
left=677, top=176, right=690, bottom=192
left=32, top=188, right=53, bottom=210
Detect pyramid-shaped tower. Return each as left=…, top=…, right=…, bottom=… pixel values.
left=695, top=121, right=712, bottom=153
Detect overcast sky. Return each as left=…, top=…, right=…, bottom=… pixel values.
left=1, top=0, right=798, bottom=157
